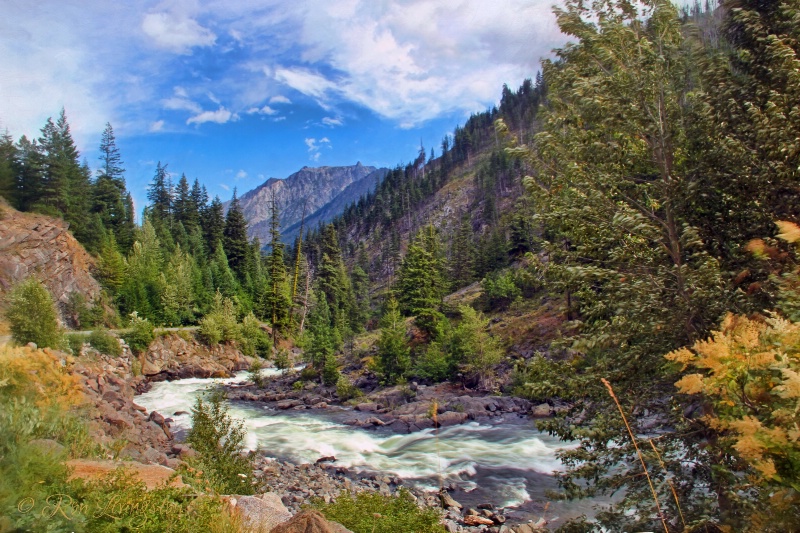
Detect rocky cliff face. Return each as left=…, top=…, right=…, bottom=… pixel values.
left=0, top=202, right=101, bottom=320
left=141, top=332, right=250, bottom=381
left=233, top=163, right=387, bottom=245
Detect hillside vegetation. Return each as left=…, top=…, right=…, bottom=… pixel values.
left=2, top=0, right=800, bottom=531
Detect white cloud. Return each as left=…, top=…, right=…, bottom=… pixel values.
left=162, top=97, right=202, bottom=113
left=271, top=0, right=561, bottom=125
left=269, top=95, right=292, bottom=105
left=305, top=136, right=331, bottom=161
left=274, top=68, right=337, bottom=99
left=220, top=183, right=230, bottom=191
left=246, top=105, right=277, bottom=115
left=149, top=120, right=165, bottom=132
left=272, top=116, right=286, bottom=122
left=321, top=116, right=342, bottom=127
left=236, top=169, right=248, bottom=179
left=142, top=11, right=216, bottom=54
left=187, top=107, right=238, bottom=125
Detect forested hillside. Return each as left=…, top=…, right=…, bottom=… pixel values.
left=2, top=0, right=800, bottom=530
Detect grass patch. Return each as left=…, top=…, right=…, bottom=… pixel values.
left=313, top=489, right=444, bottom=533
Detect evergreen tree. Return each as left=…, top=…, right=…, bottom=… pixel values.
left=0, top=130, right=17, bottom=205
left=98, top=122, right=124, bottom=186
left=263, top=192, right=291, bottom=344
left=146, top=162, right=171, bottom=224
left=448, top=216, right=476, bottom=288
left=451, top=305, right=502, bottom=389
left=14, top=135, right=43, bottom=212
left=223, top=189, right=249, bottom=281
left=202, top=196, right=225, bottom=255
left=376, top=296, right=410, bottom=384
left=119, top=220, right=164, bottom=321
left=306, top=291, right=335, bottom=378
left=317, top=224, right=351, bottom=342
left=395, top=225, right=446, bottom=333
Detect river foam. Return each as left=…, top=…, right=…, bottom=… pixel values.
left=135, top=371, right=571, bottom=510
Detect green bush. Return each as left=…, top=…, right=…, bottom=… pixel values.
left=248, top=358, right=264, bottom=387
left=66, top=333, right=85, bottom=355
left=198, top=292, right=240, bottom=346
left=239, top=312, right=270, bottom=357
left=335, top=375, right=362, bottom=401
left=186, top=389, right=254, bottom=495
left=274, top=349, right=291, bottom=370
left=122, top=312, right=155, bottom=354
left=313, top=488, right=443, bottom=533
left=413, top=342, right=454, bottom=382
left=482, top=270, right=521, bottom=310
left=89, top=328, right=122, bottom=357
left=4, top=277, right=62, bottom=349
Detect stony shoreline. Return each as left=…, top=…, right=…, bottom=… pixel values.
left=73, top=339, right=555, bottom=532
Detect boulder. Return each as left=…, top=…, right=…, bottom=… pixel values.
left=270, top=509, right=337, bottom=533
left=66, top=460, right=185, bottom=490
left=228, top=493, right=292, bottom=532
left=464, top=515, right=494, bottom=526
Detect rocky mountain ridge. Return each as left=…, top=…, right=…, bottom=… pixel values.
left=233, top=163, right=388, bottom=246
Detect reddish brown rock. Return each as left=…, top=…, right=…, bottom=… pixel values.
left=270, top=509, right=338, bottom=533
left=0, top=202, right=101, bottom=323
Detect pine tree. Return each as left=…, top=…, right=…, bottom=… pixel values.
left=376, top=296, right=410, bottom=384
left=396, top=225, right=446, bottom=333
left=0, top=130, right=17, bottom=205
left=203, top=196, right=225, bottom=255
left=306, top=291, right=335, bottom=377
left=98, top=122, right=124, bottom=186
left=263, top=192, right=291, bottom=344
left=147, top=162, right=172, bottom=224
left=448, top=216, right=476, bottom=288
left=223, top=189, right=249, bottom=281
left=14, top=135, right=43, bottom=212
left=451, top=305, right=502, bottom=390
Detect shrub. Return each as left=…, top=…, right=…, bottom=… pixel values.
left=274, top=349, right=291, bottom=370
left=199, top=292, right=240, bottom=345
left=4, top=277, right=62, bottom=349
left=413, top=341, right=454, bottom=383
left=322, top=354, right=340, bottom=386
left=186, top=389, right=254, bottom=495
left=482, top=270, right=521, bottom=310
left=313, top=488, right=443, bottom=533
left=240, top=312, right=270, bottom=357
left=123, top=312, right=155, bottom=354
left=335, top=376, right=362, bottom=401
left=249, top=358, right=264, bottom=387
left=66, top=333, right=85, bottom=355
left=89, top=328, right=122, bottom=357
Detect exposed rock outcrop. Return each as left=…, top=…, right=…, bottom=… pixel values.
left=71, top=346, right=175, bottom=464
left=0, top=202, right=101, bottom=321
left=142, top=332, right=250, bottom=381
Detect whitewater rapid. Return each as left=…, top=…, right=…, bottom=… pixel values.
left=135, top=370, right=573, bottom=510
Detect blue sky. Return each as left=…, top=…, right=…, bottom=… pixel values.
left=1, top=0, right=564, bottom=215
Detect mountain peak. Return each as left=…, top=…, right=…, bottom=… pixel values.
left=235, top=164, right=388, bottom=245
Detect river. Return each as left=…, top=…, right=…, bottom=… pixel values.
left=135, top=370, right=598, bottom=524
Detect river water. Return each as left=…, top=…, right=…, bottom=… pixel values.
left=135, top=370, right=597, bottom=524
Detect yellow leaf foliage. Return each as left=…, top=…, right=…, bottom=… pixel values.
left=775, top=220, right=800, bottom=244
left=0, top=344, right=84, bottom=409
left=666, top=313, right=800, bottom=489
